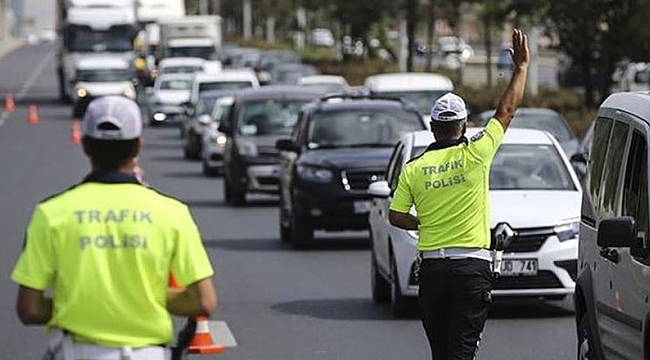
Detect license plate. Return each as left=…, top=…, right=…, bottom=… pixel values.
left=353, top=200, right=373, bottom=214
left=500, top=259, right=538, bottom=276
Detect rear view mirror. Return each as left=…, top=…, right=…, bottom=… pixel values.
left=597, top=216, right=636, bottom=248
left=367, top=180, right=391, bottom=198
left=276, top=139, right=298, bottom=152
left=570, top=152, right=588, bottom=165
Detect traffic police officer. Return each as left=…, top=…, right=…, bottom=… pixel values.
left=388, top=29, right=530, bottom=359
left=11, top=96, right=217, bottom=360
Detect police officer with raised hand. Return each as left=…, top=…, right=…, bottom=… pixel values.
left=388, top=29, right=529, bottom=359
left=11, top=96, right=217, bottom=360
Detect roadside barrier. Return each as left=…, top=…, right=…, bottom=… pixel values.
left=70, top=119, right=81, bottom=145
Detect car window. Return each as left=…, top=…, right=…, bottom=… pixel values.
left=623, top=131, right=649, bottom=264
left=599, top=121, right=630, bottom=217
left=159, top=79, right=191, bottom=90
left=196, top=96, right=221, bottom=115
left=510, top=113, right=574, bottom=141
left=77, top=69, right=133, bottom=82
left=237, top=100, right=310, bottom=136
left=307, top=109, right=424, bottom=148
left=490, top=144, right=576, bottom=190
left=199, top=81, right=253, bottom=92
left=377, top=91, right=447, bottom=115
left=588, top=117, right=614, bottom=208
left=162, top=65, right=202, bottom=74
left=386, top=142, right=405, bottom=192
left=212, top=103, right=232, bottom=124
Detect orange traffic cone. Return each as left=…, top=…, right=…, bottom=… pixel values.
left=188, top=316, right=225, bottom=355
left=70, top=119, right=81, bottom=145
left=27, top=105, right=39, bottom=124
left=5, top=93, right=15, bottom=113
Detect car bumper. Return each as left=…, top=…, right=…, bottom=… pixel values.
left=246, top=164, right=280, bottom=193
left=202, top=141, right=226, bottom=169
left=394, top=233, right=577, bottom=299
left=294, top=187, right=374, bottom=231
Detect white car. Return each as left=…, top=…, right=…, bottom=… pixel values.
left=368, top=128, right=582, bottom=316
left=156, top=57, right=206, bottom=77
left=364, top=72, right=454, bottom=119
left=298, top=75, right=350, bottom=94
left=73, top=56, right=137, bottom=118
left=201, top=96, right=234, bottom=176
left=189, top=69, right=260, bottom=106
left=147, top=73, right=194, bottom=126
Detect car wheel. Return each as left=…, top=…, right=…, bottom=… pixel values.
left=371, top=248, right=391, bottom=304
left=577, top=315, right=594, bottom=360
left=279, top=196, right=291, bottom=243
left=390, top=254, right=414, bottom=317
left=224, top=176, right=246, bottom=206
left=291, top=211, right=313, bottom=248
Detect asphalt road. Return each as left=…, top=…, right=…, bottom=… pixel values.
left=0, top=43, right=577, bottom=360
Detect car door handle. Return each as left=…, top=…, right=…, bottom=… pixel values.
left=599, top=248, right=620, bottom=264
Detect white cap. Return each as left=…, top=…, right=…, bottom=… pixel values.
left=82, top=96, right=142, bottom=140
left=430, top=92, right=468, bottom=122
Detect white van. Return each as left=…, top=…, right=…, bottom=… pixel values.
left=189, top=69, right=260, bottom=106
left=575, top=91, right=650, bottom=359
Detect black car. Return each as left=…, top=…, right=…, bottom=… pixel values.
left=217, top=86, right=325, bottom=205
left=275, top=94, right=427, bottom=246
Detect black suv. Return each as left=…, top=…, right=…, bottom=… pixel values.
left=276, top=94, right=427, bottom=246
left=217, top=86, right=325, bottom=205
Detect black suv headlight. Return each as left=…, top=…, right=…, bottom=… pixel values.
left=297, top=165, right=333, bottom=183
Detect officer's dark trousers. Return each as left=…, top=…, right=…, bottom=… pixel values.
left=418, top=258, right=493, bottom=360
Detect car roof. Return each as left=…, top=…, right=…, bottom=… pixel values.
left=159, top=57, right=205, bottom=67
left=599, top=91, right=650, bottom=124
left=304, top=97, right=417, bottom=113
left=407, top=127, right=556, bottom=148
left=234, top=85, right=325, bottom=101
left=194, top=69, right=258, bottom=82
left=364, top=72, right=454, bottom=92
left=298, top=75, right=348, bottom=85
left=478, top=107, right=562, bottom=122
left=76, top=56, right=130, bottom=70
left=168, top=38, right=214, bottom=47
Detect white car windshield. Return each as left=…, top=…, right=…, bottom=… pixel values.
left=162, top=66, right=202, bottom=74
left=490, top=144, right=575, bottom=190
left=159, top=79, right=191, bottom=90
left=199, top=82, right=253, bottom=92
left=77, top=69, right=132, bottom=82
left=308, top=109, right=423, bottom=149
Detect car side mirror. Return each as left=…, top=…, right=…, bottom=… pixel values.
left=198, top=114, right=212, bottom=125
left=275, top=139, right=298, bottom=152
left=367, top=180, right=391, bottom=198
left=597, top=217, right=636, bottom=248
left=217, top=121, right=231, bottom=135
left=570, top=152, right=588, bottom=165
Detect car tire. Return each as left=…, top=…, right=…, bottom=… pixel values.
left=577, top=315, right=595, bottom=360
left=390, top=254, right=414, bottom=317
left=224, top=176, right=246, bottom=206
left=371, top=249, right=391, bottom=304
left=291, top=211, right=313, bottom=248
left=279, top=196, right=291, bottom=243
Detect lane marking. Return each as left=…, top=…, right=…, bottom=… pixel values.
left=15, top=48, right=55, bottom=101
left=208, top=320, right=238, bottom=347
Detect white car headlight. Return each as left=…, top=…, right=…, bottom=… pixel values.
left=236, top=140, right=258, bottom=157
left=407, top=230, right=419, bottom=239
left=216, top=135, right=227, bottom=147
left=76, top=88, right=88, bottom=98
left=555, top=220, right=580, bottom=242
left=123, top=87, right=136, bottom=99
left=296, top=165, right=333, bottom=183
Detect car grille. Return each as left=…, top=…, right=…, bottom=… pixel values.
left=495, top=227, right=554, bottom=253
left=341, top=170, right=385, bottom=191
left=492, top=270, right=563, bottom=289
left=257, top=176, right=279, bottom=186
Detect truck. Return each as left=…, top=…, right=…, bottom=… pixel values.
left=157, top=16, right=222, bottom=62
left=56, top=0, right=139, bottom=103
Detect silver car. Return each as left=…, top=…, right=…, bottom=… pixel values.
left=201, top=96, right=234, bottom=176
